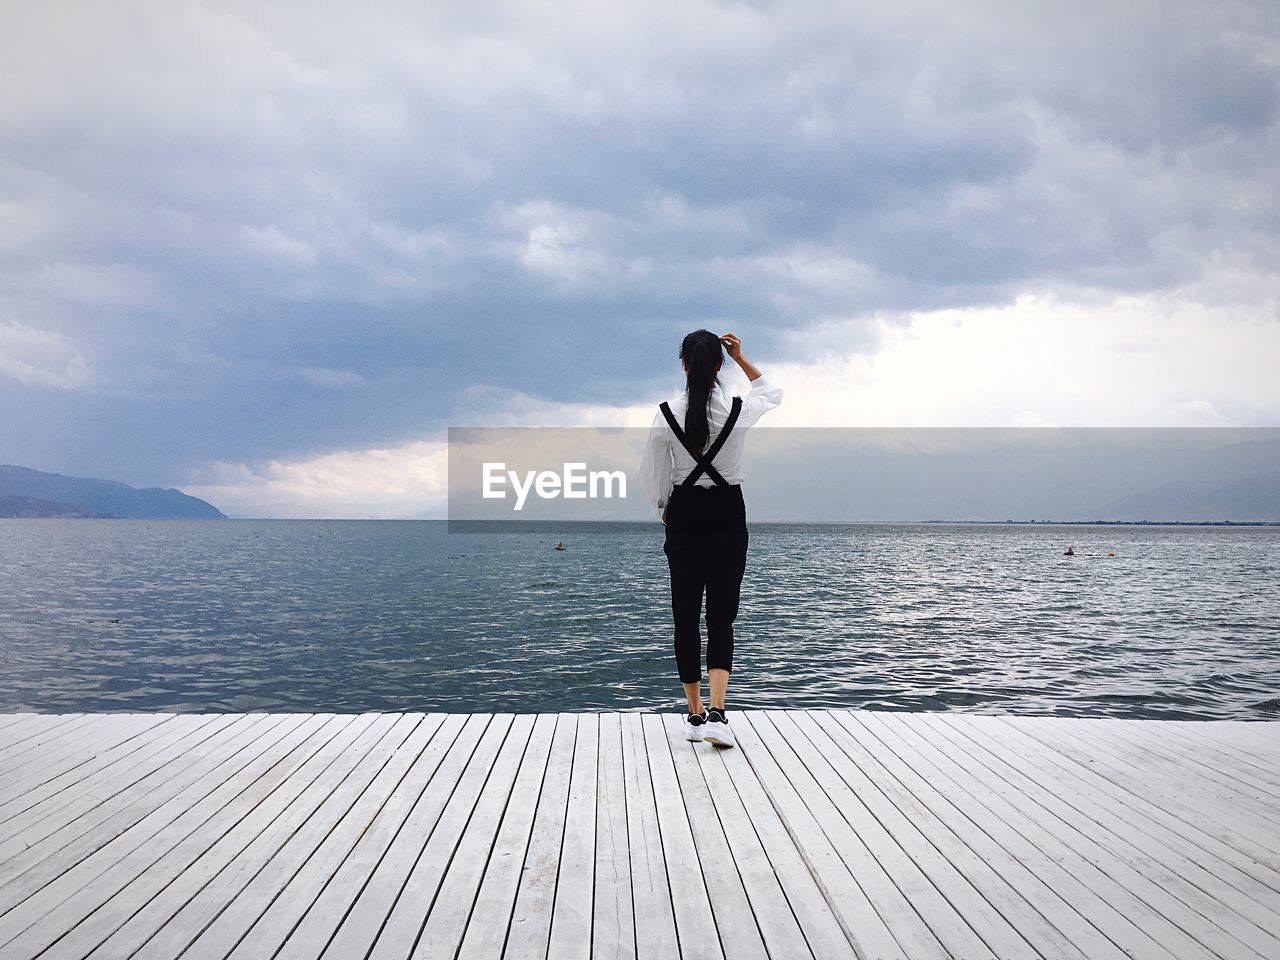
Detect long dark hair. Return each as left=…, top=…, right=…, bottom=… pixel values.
left=680, top=329, right=723, bottom=452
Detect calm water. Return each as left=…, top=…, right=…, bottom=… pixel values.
left=1, top=519, right=1277, bottom=719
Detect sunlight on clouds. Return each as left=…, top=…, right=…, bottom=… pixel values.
left=185, top=287, right=1280, bottom=518
left=456, top=383, right=655, bottom=428
left=520, top=222, right=614, bottom=285
left=185, top=388, right=649, bottom=518
left=0, top=321, right=92, bottom=390
left=445, top=287, right=1280, bottom=433
left=501, top=200, right=650, bottom=289
left=765, top=293, right=1280, bottom=428
left=185, top=441, right=448, bottom=519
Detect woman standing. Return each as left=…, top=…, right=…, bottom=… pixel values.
left=639, top=330, right=783, bottom=746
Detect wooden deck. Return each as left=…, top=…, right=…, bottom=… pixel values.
left=0, top=711, right=1277, bottom=960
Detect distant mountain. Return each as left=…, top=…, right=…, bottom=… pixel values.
left=0, top=465, right=226, bottom=519
left=0, top=495, right=109, bottom=518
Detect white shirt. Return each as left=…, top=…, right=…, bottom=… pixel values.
left=638, top=374, right=783, bottom=520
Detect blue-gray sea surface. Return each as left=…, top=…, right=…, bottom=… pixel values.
left=1, top=519, right=1277, bottom=719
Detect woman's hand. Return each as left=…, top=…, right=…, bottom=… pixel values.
left=721, top=331, right=762, bottom=381
left=720, top=332, right=743, bottom=361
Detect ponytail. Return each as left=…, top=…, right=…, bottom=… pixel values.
left=679, top=329, right=723, bottom=451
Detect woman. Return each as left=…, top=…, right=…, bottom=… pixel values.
left=639, top=330, right=783, bottom=746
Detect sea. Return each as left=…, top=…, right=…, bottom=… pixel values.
left=1, top=519, right=1277, bottom=720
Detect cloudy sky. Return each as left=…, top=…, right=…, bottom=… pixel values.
left=2, top=0, right=1278, bottom=517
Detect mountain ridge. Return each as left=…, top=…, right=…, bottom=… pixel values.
left=0, top=465, right=226, bottom=519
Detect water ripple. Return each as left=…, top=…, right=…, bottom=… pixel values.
left=0, top=519, right=1277, bottom=719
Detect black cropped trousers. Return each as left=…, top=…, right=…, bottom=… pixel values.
left=662, top=482, right=749, bottom=685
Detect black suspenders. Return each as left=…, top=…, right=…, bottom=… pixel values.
left=659, top=395, right=743, bottom=488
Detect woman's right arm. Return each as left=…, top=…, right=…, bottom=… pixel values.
left=721, top=332, right=782, bottom=426
left=638, top=408, right=673, bottom=521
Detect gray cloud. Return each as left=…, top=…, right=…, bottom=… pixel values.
left=1, top=0, right=1277, bottom=485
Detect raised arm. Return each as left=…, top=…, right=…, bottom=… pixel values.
left=720, top=332, right=782, bottom=425
left=720, top=332, right=762, bottom=381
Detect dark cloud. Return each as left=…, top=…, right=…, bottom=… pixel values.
left=1, top=0, right=1276, bottom=484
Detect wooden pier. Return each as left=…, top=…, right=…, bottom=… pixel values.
left=0, top=710, right=1277, bottom=959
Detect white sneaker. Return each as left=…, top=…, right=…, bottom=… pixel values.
left=684, top=710, right=707, bottom=741
left=704, top=709, right=735, bottom=748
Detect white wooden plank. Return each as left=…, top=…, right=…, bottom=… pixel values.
left=0, top=714, right=139, bottom=795
left=410, top=714, right=538, bottom=960
left=0, top=714, right=261, bottom=903
left=546, top=712, right=598, bottom=960
left=82, top=714, right=383, bottom=958
left=1066, top=716, right=1280, bottom=799
left=928, top=713, right=1280, bottom=959
left=991, top=714, right=1280, bottom=864
left=0, top=715, right=100, bottom=791
left=0, top=714, right=94, bottom=764
left=0, top=713, right=171, bottom=805
left=792, top=711, right=1110, bottom=960
left=760, top=711, right=983, bottom=960
left=620, top=712, right=676, bottom=960
left=455, top=713, right=559, bottom=960
left=690, top=720, right=816, bottom=960
left=948, top=715, right=1280, bottom=917
left=1154, top=719, right=1280, bottom=756
left=501, top=712, right=578, bottom=960
left=187, top=714, right=447, bottom=960
left=1077, top=718, right=1280, bottom=810
left=661, top=714, right=769, bottom=960
left=733, top=713, right=912, bottom=960
left=1156, top=722, right=1280, bottom=785
left=642, top=713, right=725, bottom=960
left=833, top=711, right=1171, bottom=960
left=862, top=712, right=1224, bottom=960
left=1178, top=722, right=1280, bottom=761
left=791, top=710, right=993, bottom=958
left=0, top=714, right=209, bottom=831
left=129, top=713, right=408, bottom=960
left=269, top=713, right=471, bottom=960
left=318, top=714, right=493, bottom=960
left=364, top=713, right=517, bottom=960
left=4, top=708, right=1277, bottom=960
left=591, top=711, right=635, bottom=960
left=10, top=714, right=337, bottom=960
left=0, top=714, right=41, bottom=737
left=0, top=713, right=230, bottom=844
